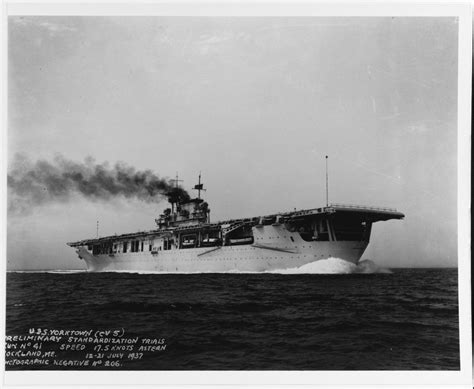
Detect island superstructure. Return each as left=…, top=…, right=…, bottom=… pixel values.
left=67, top=174, right=404, bottom=272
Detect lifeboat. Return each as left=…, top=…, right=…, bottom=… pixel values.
left=201, top=237, right=221, bottom=246
left=228, top=237, right=254, bottom=245
left=181, top=239, right=196, bottom=248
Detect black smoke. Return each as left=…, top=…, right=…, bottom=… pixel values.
left=8, top=154, right=190, bottom=214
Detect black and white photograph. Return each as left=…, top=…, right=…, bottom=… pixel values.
left=2, top=1, right=471, bottom=387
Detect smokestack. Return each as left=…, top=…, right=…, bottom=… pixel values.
left=7, top=154, right=190, bottom=214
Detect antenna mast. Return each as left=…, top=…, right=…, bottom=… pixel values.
left=197, top=172, right=202, bottom=199
left=325, top=155, right=329, bottom=207
left=193, top=172, right=206, bottom=199
left=96, top=220, right=99, bottom=238
left=170, top=172, right=184, bottom=214
left=171, top=172, right=183, bottom=188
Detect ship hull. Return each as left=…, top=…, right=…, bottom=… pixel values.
left=76, top=240, right=368, bottom=273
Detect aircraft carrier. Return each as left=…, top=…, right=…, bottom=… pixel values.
left=67, top=174, right=404, bottom=272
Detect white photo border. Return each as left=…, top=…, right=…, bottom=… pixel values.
left=1, top=1, right=471, bottom=387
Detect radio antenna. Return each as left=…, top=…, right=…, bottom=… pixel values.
left=171, top=172, right=183, bottom=188
left=325, top=155, right=329, bottom=207
left=193, top=172, right=206, bottom=199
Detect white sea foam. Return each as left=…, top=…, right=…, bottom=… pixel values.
left=8, top=259, right=391, bottom=275
left=113, top=269, right=258, bottom=275
left=267, top=257, right=356, bottom=274
left=267, top=258, right=391, bottom=275
left=104, top=258, right=391, bottom=275
left=356, top=259, right=392, bottom=274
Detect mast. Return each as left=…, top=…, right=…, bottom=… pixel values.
left=325, top=155, right=329, bottom=207
left=171, top=172, right=183, bottom=189
left=193, top=172, right=206, bottom=199
left=170, top=172, right=183, bottom=214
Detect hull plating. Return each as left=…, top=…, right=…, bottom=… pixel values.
left=76, top=240, right=368, bottom=273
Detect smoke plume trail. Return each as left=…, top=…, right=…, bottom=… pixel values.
left=8, top=154, right=190, bottom=214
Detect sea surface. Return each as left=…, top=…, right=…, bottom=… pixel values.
left=5, top=261, right=459, bottom=370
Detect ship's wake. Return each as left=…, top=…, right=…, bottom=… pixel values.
left=106, top=258, right=390, bottom=275
left=8, top=259, right=390, bottom=275
left=267, top=258, right=391, bottom=275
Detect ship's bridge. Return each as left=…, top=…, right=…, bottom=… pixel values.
left=156, top=173, right=210, bottom=228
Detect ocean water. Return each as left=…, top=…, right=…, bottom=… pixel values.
left=5, top=261, right=459, bottom=370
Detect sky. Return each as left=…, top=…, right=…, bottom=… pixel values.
left=7, top=16, right=459, bottom=270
